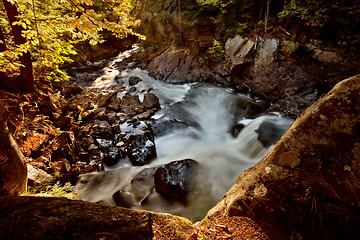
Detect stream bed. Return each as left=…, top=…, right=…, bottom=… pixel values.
left=72, top=46, right=293, bottom=221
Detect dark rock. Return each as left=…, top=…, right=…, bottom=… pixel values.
left=233, top=95, right=270, bottom=119
left=112, top=124, right=121, bottom=134
left=104, top=93, right=121, bottom=111
left=77, top=151, right=89, bottom=162
left=148, top=49, right=214, bottom=83
left=154, top=159, right=199, bottom=202
left=112, top=190, right=134, bottom=208
left=127, top=86, right=137, bottom=93
left=128, top=76, right=141, bottom=86
left=250, top=62, right=316, bottom=102
left=229, top=123, right=245, bottom=137
left=53, top=80, right=83, bottom=98
left=96, top=139, right=113, bottom=150
left=152, top=121, right=189, bottom=137
left=91, top=120, right=113, bottom=139
left=50, top=131, right=75, bottom=163
left=126, top=127, right=157, bottom=166
left=142, top=93, right=160, bottom=109
left=89, top=149, right=103, bottom=160
left=48, top=159, right=71, bottom=175
left=103, top=147, right=126, bottom=166
left=121, top=94, right=144, bottom=115
left=255, top=118, right=291, bottom=147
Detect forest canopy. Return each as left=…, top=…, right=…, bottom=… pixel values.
left=1, top=0, right=359, bottom=92
left=0, top=0, right=141, bottom=90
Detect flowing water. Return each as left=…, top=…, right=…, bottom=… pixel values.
left=73, top=46, right=293, bottom=221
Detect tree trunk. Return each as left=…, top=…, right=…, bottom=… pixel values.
left=0, top=27, right=6, bottom=52
left=177, top=0, right=183, bottom=44
left=0, top=114, right=27, bottom=196
left=2, top=0, right=34, bottom=92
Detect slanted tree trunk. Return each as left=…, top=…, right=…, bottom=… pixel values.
left=0, top=114, right=27, bottom=196
left=0, top=27, right=6, bottom=52
left=2, top=0, right=34, bottom=92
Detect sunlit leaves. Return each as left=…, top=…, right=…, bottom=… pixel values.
left=0, top=0, right=142, bottom=81
left=278, top=0, right=332, bottom=27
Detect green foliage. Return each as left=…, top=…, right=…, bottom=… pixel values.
left=23, top=173, right=76, bottom=199
left=207, top=39, right=224, bottom=62
left=0, top=0, right=142, bottom=82
left=278, top=0, right=330, bottom=27
left=278, top=0, right=360, bottom=47
left=26, top=181, right=76, bottom=198
left=225, top=22, right=250, bottom=39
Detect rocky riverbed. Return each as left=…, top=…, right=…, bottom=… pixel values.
left=1, top=32, right=359, bottom=239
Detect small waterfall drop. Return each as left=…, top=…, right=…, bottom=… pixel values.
left=73, top=50, right=293, bottom=221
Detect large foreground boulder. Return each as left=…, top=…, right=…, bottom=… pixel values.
left=0, top=115, right=27, bottom=196
left=0, top=196, right=196, bottom=240
left=201, top=75, right=360, bottom=239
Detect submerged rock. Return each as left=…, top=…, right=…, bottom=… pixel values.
left=128, top=76, right=141, bottom=86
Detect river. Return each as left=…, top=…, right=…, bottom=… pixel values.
left=73, top=46, right=293, bottom=221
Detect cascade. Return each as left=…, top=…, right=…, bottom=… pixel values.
left=73, top=47, right=293, bottom=221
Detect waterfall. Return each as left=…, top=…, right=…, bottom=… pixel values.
left=73, top=51, right=293, bottom=221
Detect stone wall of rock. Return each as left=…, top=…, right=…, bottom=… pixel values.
left=147, top=49, right=217, bottom=84
left=201, top=75, right=360, bottom=239
left=147, top=35, right=353, bottom=117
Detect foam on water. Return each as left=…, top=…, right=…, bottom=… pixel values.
left=74, top=50, right=293, bottom=220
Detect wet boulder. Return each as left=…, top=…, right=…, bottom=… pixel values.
left=154, top=159, right=199, bottom=203
left=128, top=76, right=141, bottom=86
left=142, top=93, right=160, bottom=109
left=125, top=127, right=157, bottom=166
left=120, top=94, right=144, bottom=116
left=113, top=167, right=157, bottom=207
left=91, top=120, right=113, bottom=139
left=229, top=123, right=245, bottom=137
left=103, top=147, right=126, bottom=167
left=152, top=120, right=189, bottom=137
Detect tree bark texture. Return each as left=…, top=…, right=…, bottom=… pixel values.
left=0, top=27, right=6, bottom=52
left=2, top=0, right=34, bottom=92
left=0, top=114, right=27, bottom=196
